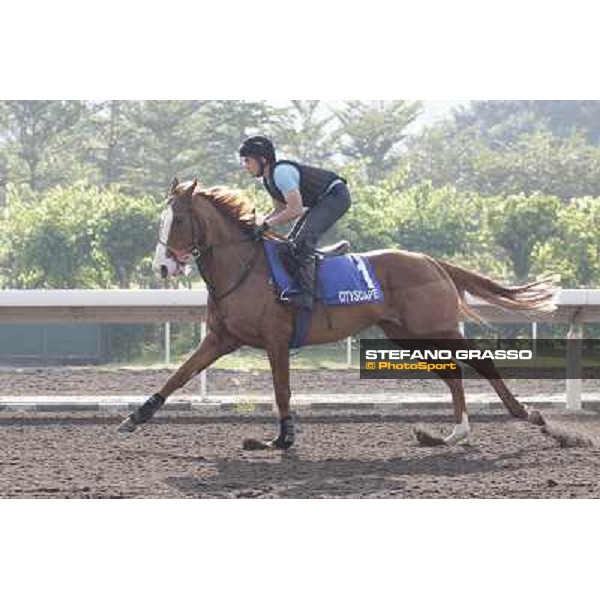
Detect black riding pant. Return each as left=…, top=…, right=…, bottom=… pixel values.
left=288, top=182, right=351, bottom=260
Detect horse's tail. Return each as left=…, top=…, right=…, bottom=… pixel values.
left=436, top=259, right=558, bottom=317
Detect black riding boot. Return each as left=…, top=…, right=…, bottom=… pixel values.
left=292, top=256, right=316, bottom=310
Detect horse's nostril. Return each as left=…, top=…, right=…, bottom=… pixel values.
left=160, top=265, right=168, bottom=279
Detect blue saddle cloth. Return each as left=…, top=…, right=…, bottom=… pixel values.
left=264, top=240, right=384, bottom=306
left=263, top=240, right=384, bottom=348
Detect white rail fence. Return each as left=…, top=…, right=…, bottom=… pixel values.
left=1, top=289, right=599, bottom=410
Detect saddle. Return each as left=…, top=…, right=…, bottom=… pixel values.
left=315, top=240, right=351, bottom=257
left=276, top=239, right=350, bottom=275
left=276, top=240, right=350, bottom=278
left=265, top=239, right=383, bottom=306
left=263, top=238, right=383, bottom=348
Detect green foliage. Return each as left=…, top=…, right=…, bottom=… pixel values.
left=116, top=101, right=207, bottom=197
left=335, top=101, right=422, bottom=181
left=534, top=197, right=600, bottom=287
left=1, top=100, right=600, bottom=293
left=273, top=101, right=340, bottom=165
left=88, top=188, right=158, bottom=288
left=488, top=193, right=561, bottom=282
left=1, top=183, right=157, bottom=289
left=196, top=101, right=279, bottom=186
left=333, top=169, right=500, bottom=271
left=473, top=132, right=600, bottom=199
left=392, top=182, right=481, bottom=257
left=406, top=104, right=600, bottom=200
left=331, top=163, right=404, bottom=250
left=0, top=101, right=91, bottom=191
left=454, top=100, right=600, bottom=145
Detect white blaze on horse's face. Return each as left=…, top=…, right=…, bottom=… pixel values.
left=153, top=206, right=190, bottom=279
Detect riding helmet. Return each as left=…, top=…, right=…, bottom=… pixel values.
left=238, top=136, right=276, bottom=163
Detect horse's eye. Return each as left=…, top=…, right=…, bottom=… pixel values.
left=173, top=216, right=184, bottom=225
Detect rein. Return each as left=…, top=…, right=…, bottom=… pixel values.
left=160, top=206, right=261, bottom=305
left=193, top=239, right=261, bottom=303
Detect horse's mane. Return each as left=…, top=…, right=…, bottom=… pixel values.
left=191, top=185, right=256, bottom=233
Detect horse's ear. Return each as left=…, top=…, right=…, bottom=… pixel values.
left=187, top=178, right=198, bottom=196
left=170, top=176, right=179, bottom=193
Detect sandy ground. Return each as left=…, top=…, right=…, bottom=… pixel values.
left=0, top=366, right=594, bottom=397
left=1, top=368, right=599, bottom=499
left=1, top=409, right=600, bottom=498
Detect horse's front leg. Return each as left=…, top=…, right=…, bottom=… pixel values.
left=117, top=330, right=240, bottom=434
left=265, top=342, right=295, bottom=449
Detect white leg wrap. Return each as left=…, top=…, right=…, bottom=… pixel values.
left=444, top=412, right=470, bottom=445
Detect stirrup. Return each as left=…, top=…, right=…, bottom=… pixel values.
left=276, top=292, right=294, bottom=306
left=315, top=240, right=350, bottom=257
left=277, top=291, right=313, bottom=310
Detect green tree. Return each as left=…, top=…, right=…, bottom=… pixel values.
left=0, top=101, right=89, bottom=191
left=454, top=100, right=600, bottom=145
left=534, top=197, right=600, bottom=287
left=78, top=100, right=133, bottom=188
left=89, top=188, right=158, bottom=288
left=198, top=100, right=279, bottom=186
left=392, top=182, right=484, bottom=259
left=334, top=101, right=422, bottom=182
left=331, top=168, right=493, bottom=267
left=2, top=183, right=95, bottom=288
left=482, top=131, right=600, bottom=199
left=405, top=124, right=600, bottom=200
left=1, top=183, right=157, bottom=289
left=273, top=101, right=340, bottom=164
left=489, top=193, right=561, bottom=282
left=117, top=101, right=207, bottom=198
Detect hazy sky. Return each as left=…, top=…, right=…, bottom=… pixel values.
left=419, top=100, right=467, bottom=124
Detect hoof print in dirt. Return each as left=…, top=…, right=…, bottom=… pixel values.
left=242, top=438, right=270, bottom=451
left=541, top=423, right=596, bottom=449
left=413, top=425, right=446, bottom=447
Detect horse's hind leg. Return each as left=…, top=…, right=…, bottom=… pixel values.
left=431, top=331, right=529, bottom=419
left=379, top=323, right=470, bottom=445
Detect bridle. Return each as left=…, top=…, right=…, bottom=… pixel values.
left=159, top=200, right=261, bottom=304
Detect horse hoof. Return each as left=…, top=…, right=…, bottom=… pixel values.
left=242, top=437, right=294, bottom=450
left=117, top=416, right=138, bottom=434
left=528, top=409, right=546, bottom=427
left=266, top=438, right=294, bottom=450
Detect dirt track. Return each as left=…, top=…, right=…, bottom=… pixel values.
left=0, top=366, right=594, bottom=396
left=1, top=368, right=599, bottom=498
left=2, top=409, right=600, bottom=499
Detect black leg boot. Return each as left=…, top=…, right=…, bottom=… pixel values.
left=267, top=415, right=296, bottom=449
left=118, top=393, right=165, bottom=433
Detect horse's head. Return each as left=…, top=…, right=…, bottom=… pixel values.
left=153, top=177, right=258, bottom=280
left=153, top=176, right=201, bottom=279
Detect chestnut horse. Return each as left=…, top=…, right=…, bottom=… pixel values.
left=118, top=178, right=555, bottom=447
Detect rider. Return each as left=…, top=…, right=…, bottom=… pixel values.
left=239, top=135, right=351, bottom=309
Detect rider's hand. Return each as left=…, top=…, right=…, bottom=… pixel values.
left=253, top=220, right=269, bottom=240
